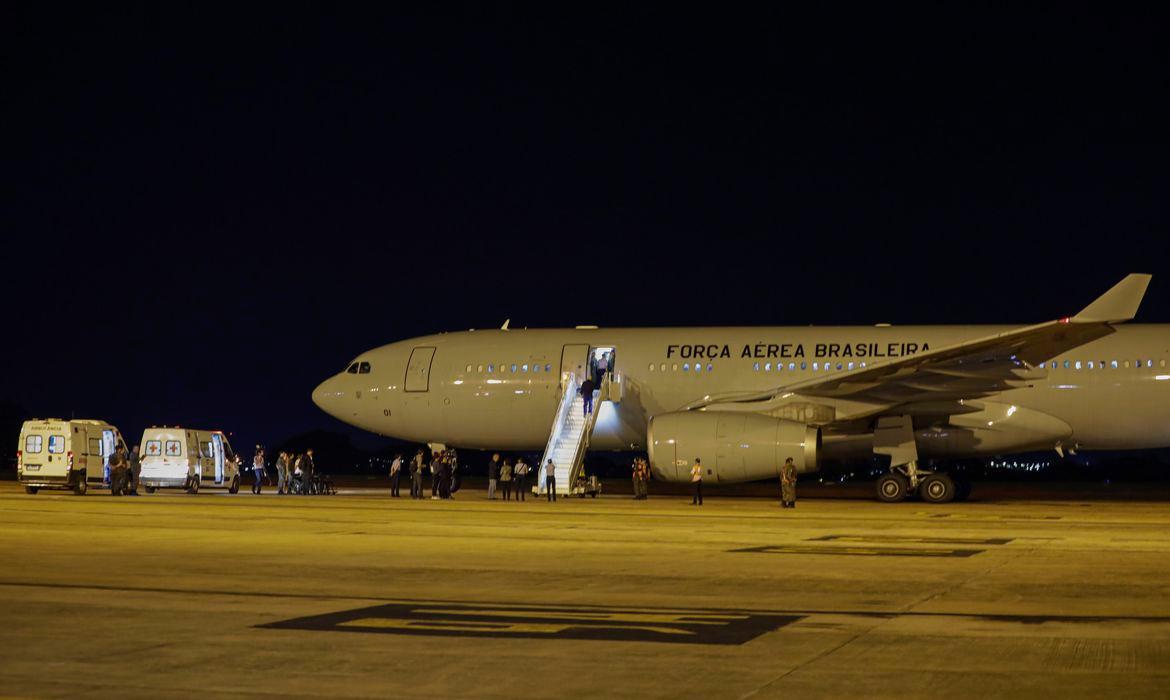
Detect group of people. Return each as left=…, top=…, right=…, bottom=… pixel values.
left=255, top=448, right=333, bottom=495
left=486, top=453, right=533, bottom=501
left=391, top=448, right=462, bottom=499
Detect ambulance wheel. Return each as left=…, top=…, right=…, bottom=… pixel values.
left=73, top=475, right=88, bottom=496
left=876, top=473, right=910, bottom=503
left=920, top=473, right=956, bottom=504
left=25, top=486, right=39, bottom=495
left=228, top=475, right=240, bottom=494
left=145, top=486, right=157, bottom=494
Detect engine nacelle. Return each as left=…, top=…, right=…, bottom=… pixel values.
left=647, top=411, right=820, bottom=484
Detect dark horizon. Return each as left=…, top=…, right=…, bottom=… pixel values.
left=4, top=7, right=1168, bottom=458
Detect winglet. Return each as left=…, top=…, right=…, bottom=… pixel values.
left=1073, top=273, right=1152, bottom=323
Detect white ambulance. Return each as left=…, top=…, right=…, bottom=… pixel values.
left=138, top=426, right=241, bottom=493
left=17, top=419, right=127, bottom=495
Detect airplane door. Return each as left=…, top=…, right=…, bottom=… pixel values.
left=405, top=347, right=436, bottom=392
left=212, top=434, right=225, bottom=483
left=560, top=344, right=590, bottom=385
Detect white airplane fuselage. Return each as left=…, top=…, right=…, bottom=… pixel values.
left=312, top=324, right=1170, bottom=468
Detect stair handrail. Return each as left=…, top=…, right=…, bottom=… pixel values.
left=539, top=372, right=579, bottom=490
left=566, top=393, right=600, bottom=488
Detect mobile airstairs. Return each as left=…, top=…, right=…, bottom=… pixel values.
left=537, top=373, right=621, bottom=496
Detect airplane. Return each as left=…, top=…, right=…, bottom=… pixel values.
left=312, top=274, right=1167, bottom=503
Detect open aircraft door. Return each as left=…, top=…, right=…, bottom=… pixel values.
left=560, top=344, right=590, bottom=385
left=405, top=347, right=437, bottom=392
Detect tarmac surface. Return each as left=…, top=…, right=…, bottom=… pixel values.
left=2, top=482, right=1170, bottom=699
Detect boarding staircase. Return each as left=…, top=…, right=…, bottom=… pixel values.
left=538, top=374, right=601, bottom=496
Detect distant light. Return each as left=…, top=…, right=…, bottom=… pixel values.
left=486, top=379, right=502, bottom=385
left=1006, top=405, right=1017, bottom=417
left=1156, top=375, right=1170, bottom=381
left=452, top=380, right=463, bottom=385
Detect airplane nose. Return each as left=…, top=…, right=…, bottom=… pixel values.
left=312, top=377, right=341, bottom=417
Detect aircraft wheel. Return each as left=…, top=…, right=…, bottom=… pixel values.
left=920, top=473, right=956, bottom=504
left=228, top=474, right=240, bottom=494
left=25, top=486, right=39, bottom=495
left=876, top=473, right=910, bottom=503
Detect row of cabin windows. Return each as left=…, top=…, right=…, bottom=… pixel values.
left=649, top=362, right=716, bottom=373
left=1054, top=359, right=1165, bottom=370
left=647, top=358, right=1168, bottom=375
left=464, top=363, right=554, bottom=375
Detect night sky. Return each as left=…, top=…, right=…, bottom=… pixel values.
left=4, top=7, right=1168, bottom=456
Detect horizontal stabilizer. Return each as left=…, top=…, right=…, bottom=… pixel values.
left=1073, top=273, right=1151, bottom=323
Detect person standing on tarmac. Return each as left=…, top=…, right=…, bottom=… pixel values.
left=410, top=449, right=424, bottom=499
left=275, top=452, right=289, bottom=495
left=251, top=447, right=265, bottom=494
left=500, top=459, right=513, bottom=501
left=390, top=453, right=403, bottom=497
left=302, top=449, right=316, bottom=495
left=690, top=458, right=704, bottom=506
left=487, top=453, right=501, bottom=500
left=514, top=457, right=529, bottom=501
left=126, top=445, right=141, bottom=496
left=545, top=459, right=557, bottom=501
left=780, top=457, right=797, bottom=508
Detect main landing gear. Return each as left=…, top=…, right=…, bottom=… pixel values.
left=875, top=461, right=970, bottom=504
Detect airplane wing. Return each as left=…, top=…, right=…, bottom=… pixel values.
left=687, top=274, right=1151, bottom=412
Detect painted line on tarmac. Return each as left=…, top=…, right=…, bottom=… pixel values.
left=807, top=535, right=1010, bottom=546
left=5, top=580, right=1170, bottom=624
left=257, top=602, right=801, bottom=645
left=730, top=544, right=985, bottom=557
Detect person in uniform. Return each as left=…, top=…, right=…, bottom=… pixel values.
left=780, top=457, right=797, bottom=508
left=126, top=444, right=141, bottom=496
left=638, top=458, right=650, bottom=500
left=275, top=452, right=289, bottom=495
left=108, top=446, right=129, bottom=496
left=690, top=458, right=703, bottom=505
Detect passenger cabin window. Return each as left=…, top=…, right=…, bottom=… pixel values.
left=24, top=435, right=43, bottom=453
left=145, top=440, right=162, bottom=456
left=346, top=362, right=359, bottom=374
left=165, top=440, right=182, bottom=456
left=48, top=435, right=65, bottom=453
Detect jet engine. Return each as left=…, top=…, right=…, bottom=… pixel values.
left=647, top=411, right=820, bottom=484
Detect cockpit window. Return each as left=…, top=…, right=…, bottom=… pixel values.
left=359, top=362, right=371, bottom=374
left=346, top=362, right=359, bottom=374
